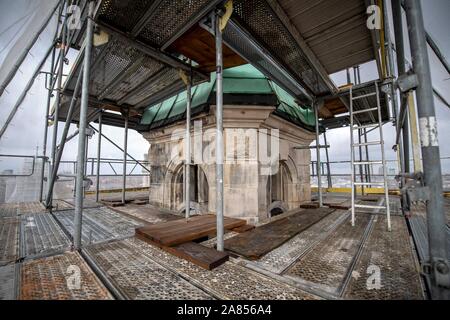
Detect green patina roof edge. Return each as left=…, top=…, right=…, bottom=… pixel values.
left=140, top=64, right=315, bottom=131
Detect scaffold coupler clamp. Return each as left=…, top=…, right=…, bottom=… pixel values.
left=422, top=259, right=450, bottom=290
left=397, top=172, right=429, bottom=205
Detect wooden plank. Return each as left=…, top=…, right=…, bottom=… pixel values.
left=136, top=235, right=229, bottom=270
left=169, top=242, right=229, bottom=270
left=300, top=202, right=320, bottom=209
left=224, top=208, right=335, bottom=260
left=135, top=214, right=246, bottom=246
left=232, top=224, right=255, bottom=233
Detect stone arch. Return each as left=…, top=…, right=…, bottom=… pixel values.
left=165, top=160, right=210, bottom=213
left=266, top=159, right=294, bottom=216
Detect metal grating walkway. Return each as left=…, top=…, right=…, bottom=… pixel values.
left=21, top=212, right=71, bottom=259
left=344, top=215, right=425, bottom=299
left=54, top=207, right=143, bottom=246
left=0, top=217, right=19, bottom=265
left=19, top=251, right=113, bottom=300
left=127, top=237, right=319, bottom=300
left=253, top=210, right=349, bottom=274
left=285, top=213, right=373, bottom=295
left=85, top=240, right=212, bottom=300
left=0, top=263, right=19, bottom=300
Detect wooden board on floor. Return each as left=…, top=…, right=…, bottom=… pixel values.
left=135, top=214, right=246, bottom=246
left=169, top=242, right=229, bottom=270
left=325, top=200, right=352, bottom=210
left=224, top=208, right=335, bottom=260
left=232, top=224, right=255, bottom=233
left=300, top=202, right=320, bottom=209
left=135, top=235, right=229, bottom=270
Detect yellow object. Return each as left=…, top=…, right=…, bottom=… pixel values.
left=407, top=93, right=422, bottom=173
left=220, top=0, right=233, bottom=31
left=179, top=70, right=189, bottom=86
left=378, top=0, right=387, bottom=79
left=311, top=187, right=400, bottom=195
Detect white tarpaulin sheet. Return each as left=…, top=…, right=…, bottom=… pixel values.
left=0, top=0, right=60, bottom=96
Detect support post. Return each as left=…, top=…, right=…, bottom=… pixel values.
left=185, top=67, right=192, bottom=220
left=404, top=0, right=450, bottom=299
left=96, top=112, right=103, bottom=202
left=39, top=48, right=57, bottom=203
left=45, top=68, right=83, bottom=208
left=314, top=101, right=323, bottom=207
left=323, top=132, right=332, bottom=189
left=122, top=110, right=129, bottom=204
left=48, top=21, right=67, bottom=208
left=392, top=0, right=411, bottom=174
left=74, top=0, right=95, bottom=250
left=215, top=13, right=224, bottom=252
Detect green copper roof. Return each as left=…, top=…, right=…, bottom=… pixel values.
left=140, top=64, right=315, bottom=130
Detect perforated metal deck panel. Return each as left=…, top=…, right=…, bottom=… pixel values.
left=20, top=213, right=71, bottom=259
left=285, top=214, right=373, bottom=295
left=231, top=0, right=331, bottom=97
left=0, top=204, right=17, bottom=218
left=126, top=237, right=319, bottom=300
left=19, top=251, right=113, bottom=300
left=85, top=240, right=212, bottom=300
left=53, top=207, right=143, bottom=246
left=0, top=217, right=19, bottom=265
left=253, top=210, right=349, bottom=274
left=344, top=215, right=425, bottom=300
left=0, top=263, right=18, bottom=300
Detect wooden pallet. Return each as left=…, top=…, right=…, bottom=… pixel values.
left=135, top=214, right=246, bottom=247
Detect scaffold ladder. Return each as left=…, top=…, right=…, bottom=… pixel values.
left=350, top=82, right=391, bottom=231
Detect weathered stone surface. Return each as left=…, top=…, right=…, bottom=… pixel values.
left=142, top=105, right=315, bottom=223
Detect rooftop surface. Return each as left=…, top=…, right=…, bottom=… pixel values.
left=1, top=192, right=437, bottom=300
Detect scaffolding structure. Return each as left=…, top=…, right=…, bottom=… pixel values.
left=0, top=0, right=449, bottom=299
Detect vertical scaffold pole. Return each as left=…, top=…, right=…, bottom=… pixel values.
left=96, top=112, right=102, bottom=203
left=404, top=0, right=450, bottom=299
left=48, top=17, right=68, bottom=208
left=314, top=101, right=323, bottom=207
left=74, top=0, right=95, bottom=250
left=185, top=67, right=192, bottom=220
left=122, top=110, right=129, bottom=205
left=392, top=0, right=411, bottom=175
left=215, top=13, right=225, bottom=251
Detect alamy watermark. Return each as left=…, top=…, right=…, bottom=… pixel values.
left=169, top=120, right=280, bottom=176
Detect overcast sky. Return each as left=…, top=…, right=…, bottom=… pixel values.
left=0, top=0, right=449, bottom=174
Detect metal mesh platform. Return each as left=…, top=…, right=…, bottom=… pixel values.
left=85, top=240, right=212, bottom=300
left=285, top=214, right=373, bottom=295
left=19, top=251, right=113, bottom=300
left=254, top=210, right=349, bottom=274
left=344, top=215, right=425, bottom=300
left=53, top=207, right=143, bottom=246
left=0, top=204, right=18, bottom=218
left=127, top=237, right=319, bottom=300
left=0, top=263, right=18, bottom=300
left=20, top=212, right=71, bottom=259
left=0, top=217, right=19, bottom=265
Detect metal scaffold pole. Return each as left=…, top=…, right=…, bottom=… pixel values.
left=391, top=0, right=411, bottom=176
left=185, top=67, right=192, bottom=220
left=122, top=109, right=129, bottom=204
left=45, top=67, right=84, bottom=208
left=215, top=13, right=225, bottom=252
left=96, top=112, right=103, bottom=203
left=74, top=0, right=95, bottom=250
left=314, top=101, right=323, bottom=207
left=404, top=0, right=450, bottom=299
left=48, top=20, right=67, bottom=208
